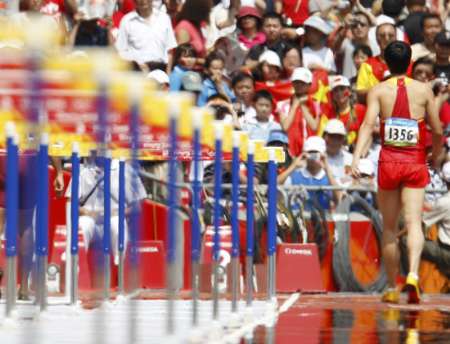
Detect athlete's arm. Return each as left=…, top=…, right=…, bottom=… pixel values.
left=351, top=86, right=380, bottom=178
left=426, top=87, right=444, bottom=169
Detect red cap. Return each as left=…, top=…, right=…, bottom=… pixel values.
left=237, top=6, right=261, bottom=20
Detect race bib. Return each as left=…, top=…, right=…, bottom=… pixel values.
left=384, top=118, right=419, bottom=147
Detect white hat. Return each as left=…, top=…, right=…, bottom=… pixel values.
left=258, top=50, right=282, bottom=68
left=358, top=159, right=375, bottom=177
left=329, top=75, right=350, bottom=90
left=303, top=136, right=326, bottom=154
left=147, top=69, right=169, bottom=85
left=303, top=15, right=334, bottom=35
left=376, top=14, right=396, bottom=28
left=291, top=67, right=313, bottom=83
left=442, top=161, right=450, bottom=182
left=324, top=119, right=347, bottom=136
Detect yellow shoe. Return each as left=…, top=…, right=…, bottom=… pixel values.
left=403, top=273, right=421, bottom=304
left=381, top=288, right=400, bottom=303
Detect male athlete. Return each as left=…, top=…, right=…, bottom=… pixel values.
left=352, top=41, right=443, bottom=303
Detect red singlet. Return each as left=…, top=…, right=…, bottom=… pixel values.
left=378, top=77, right=429, bottom=190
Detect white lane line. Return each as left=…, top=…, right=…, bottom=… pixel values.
left=219, top=292, right=300, bottom=344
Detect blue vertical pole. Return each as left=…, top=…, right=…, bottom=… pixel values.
left=191, top=109, right=202, bottom=327
left=103, top=155, right=111, bottom=257
left=118, top=160, right=126, bottom=256
left=70, top=146, right=80, bottom=256
left=70, top=143, right=80, bottom=305
left=6, top=134, right=18, bottom=258
left=231, top=132, right=240, bottom=313
left=267, top=149, right=278, bottom=301
left=212, top=124, right=223, bottom=321
left=5, top=129, right=18, bottom=317
left=245, top=141, right=255, bottom=307
left=36, top=134, right=49, bottom=311
left=167, top=106, right=178, bottom=335
left=36, top=135, right=49, bottom=257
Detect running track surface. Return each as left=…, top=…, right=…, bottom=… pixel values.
left=0, top=293, right=449, bottom=343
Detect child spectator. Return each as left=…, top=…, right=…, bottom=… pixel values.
left=235, top=90, right=281, bottom=143
left=351, top=45, right=372, bottom=85
left=323, top=119, right=353, bottom=185
left=197, top=51, right=235, bottom=106
left=279, top=136, right=341, bottom=210
left=169, top=43, right=198, bottom=91
left=231, top=72, right=256, bottom=126
left=277, top=67, right=317, bottom=156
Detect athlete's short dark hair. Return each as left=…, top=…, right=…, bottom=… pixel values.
left=384, top=41, right=411, bottom=75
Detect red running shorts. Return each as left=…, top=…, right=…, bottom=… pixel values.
left=378, top=161, right=429, bottom=190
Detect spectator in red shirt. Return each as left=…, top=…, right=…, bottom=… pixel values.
left=276, top=67, right=318, bottom=156
left=319, top=75, right=366, bottom=146
left=237, top=6, right=266, bottom=50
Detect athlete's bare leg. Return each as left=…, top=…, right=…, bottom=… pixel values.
left=401, top=187, right=425, bottom=276
left=378, top=188, right=402, bottom=288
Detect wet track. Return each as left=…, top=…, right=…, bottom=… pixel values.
left=251, top=293, right=450, bottom=344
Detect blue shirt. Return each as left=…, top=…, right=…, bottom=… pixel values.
left=197, top=78, right=235, bottom=107
left=286, top=167, right=332, bottom=210
left=169, top=65, right=187, bottom=91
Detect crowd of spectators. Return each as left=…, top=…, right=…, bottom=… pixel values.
left=2, top=0, right=450, bottom=208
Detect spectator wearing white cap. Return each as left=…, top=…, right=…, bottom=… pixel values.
left=421, top=161, right=450, bottom=278
left=257, top=50, right=283, bottom=84
left=318, top=75, right=366, bottom=145
left=276, top=67, right=318, bottom=157
left=323, top=119, right=353, bottom=185
left=280, top=135, right=341, bottom=210
left=147, top=69, right=169, bottom=90
left=302, top=15, right=336, bottom=73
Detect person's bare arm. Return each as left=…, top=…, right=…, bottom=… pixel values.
left=322, top=155, right=342, bottom=203
left=301, top=102, right=319, bottom=132
left=352, top=86, right=380, bottom=177
left=175, top=28, right=191, bottom=45
left=281, top=98, right=300, bottom=131
left=425, top=86, right=444, bottom=169
left=278, top=155, right=305, bottom=184
left=217, top=0, right=239, bottom=29
left=51, top=157, right=64, bottom=197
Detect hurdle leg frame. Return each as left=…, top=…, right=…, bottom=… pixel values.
left=103, top=253, right=111, bottom=301
left=245, top=255, right=253, bottom=307
left=118, top=250, right=124, bottom=294
left=37, top=255, right=48, bottom=311
left=70, top=254, right=78, bottom=305
left=6, top=256, right=17, bottom=317
left=191, top=260, right=200, bottom=326
left=231, top=256, right=239, bottom=313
